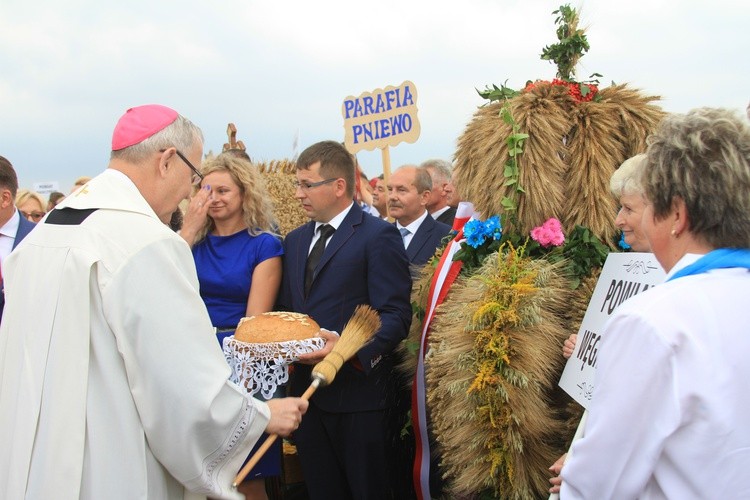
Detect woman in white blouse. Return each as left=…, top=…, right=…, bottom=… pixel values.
left=557, top=107, right=750, bottom=498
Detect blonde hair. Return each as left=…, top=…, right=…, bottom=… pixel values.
left=193, top=153, right=278, bottom=243
left=15, top=189, right=46, bottom=213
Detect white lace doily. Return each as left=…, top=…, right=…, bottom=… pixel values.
left=223, top=336, right=326, bottom=400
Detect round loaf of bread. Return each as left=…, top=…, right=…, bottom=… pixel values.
left=234, top=311, right=320, bottom=343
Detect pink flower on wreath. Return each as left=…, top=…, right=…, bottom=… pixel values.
left=530, top=218, right=565, bottom=248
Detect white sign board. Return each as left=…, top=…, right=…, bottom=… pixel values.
left=33, top=182, right=60, bottom=195
left=559, top=252, right=666, bottom=408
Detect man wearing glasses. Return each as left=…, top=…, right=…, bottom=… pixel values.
left=0, top=104, right=307, bottom=499
left=278, top=140, right=412, bottom=499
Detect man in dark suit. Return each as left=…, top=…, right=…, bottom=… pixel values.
left=278, top=141, right=412, bottom=499
left=420, top=159, right=456, bottom=226
left=0, top=155, right=36, bottom=319
left=386, top=165, right=451, bottom=498
left=389, top=165, right=451, bottom=267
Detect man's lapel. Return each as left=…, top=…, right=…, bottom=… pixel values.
left=315, top=205, right=361, bottom=279
left=406, top=216, right=432, bottom=262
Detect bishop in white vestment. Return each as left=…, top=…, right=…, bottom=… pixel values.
left=0, top=105, right=306, bottom=500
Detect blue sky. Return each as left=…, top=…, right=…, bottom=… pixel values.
left=1, top=0, right=748, bottom=194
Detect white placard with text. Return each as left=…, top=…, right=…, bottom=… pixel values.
left=559, top=252, right=666, bottom=408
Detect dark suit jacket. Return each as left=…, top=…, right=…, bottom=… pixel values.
left=0, top=215, right=36, bottom=317
left=278, top=203, right=412, bottom=412
left=403, top=213, right=452, bottom=266
left=434, top=206, right=456, bottom=226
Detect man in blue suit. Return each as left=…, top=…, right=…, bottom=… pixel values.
left=0, top=156, right=36, bottom=319
left=387, top=165, right=451, bottom=496
left=388, top=165, right=451, bottom=268
left=278, top=141, right=412, bottom=499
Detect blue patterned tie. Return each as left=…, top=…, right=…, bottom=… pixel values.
left=399, top=227, right=410, bottom=247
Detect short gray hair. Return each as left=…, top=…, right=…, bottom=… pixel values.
left=414, top=166, right=433, bottom=193
left=420, top=158, right=452, bottom=184
left=641, top=107, right=750, bottom=248
left=610, top=154, right=647, bottom=198
left=110, top=115, right=203, bottom=163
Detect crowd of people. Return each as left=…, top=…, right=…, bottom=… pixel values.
left=0, top=103, right=749, bottom=500
left=0, top=172, right=93, bottom=231
left=0, top=105, right=460, bottom=500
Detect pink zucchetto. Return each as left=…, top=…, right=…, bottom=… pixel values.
left=111, top=104, right=179, bottom=151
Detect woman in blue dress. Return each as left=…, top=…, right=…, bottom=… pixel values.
left=181, top=152, right=283, bottom=500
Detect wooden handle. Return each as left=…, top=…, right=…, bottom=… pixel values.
left=233, top=434, right=278, bottom=487
left=232, top=378, right=321, bottom=487
left=381, top=146, right=392, bottom=221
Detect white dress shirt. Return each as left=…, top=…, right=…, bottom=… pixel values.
left=396, top=209, right=428, bottom=249
left=308, top=202, right=354, bottom=255
left=430, top=205, right=450, bottom=221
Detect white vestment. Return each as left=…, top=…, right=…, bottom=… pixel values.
left=561, top=255, right=750, bottom=499
left=0, top=169, right=269, bottom=500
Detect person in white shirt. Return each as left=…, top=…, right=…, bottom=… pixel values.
left=0, top=105, right=307, bottom=500
left=557, top=107, right=750, bottom=499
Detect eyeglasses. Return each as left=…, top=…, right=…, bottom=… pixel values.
left=161, top=149, right=204, bottom=186
left=21, top=211, right=45, bottom=222
left=293, top=178, right=338, bottom=191
left=175, top=150, right=204, bottom=186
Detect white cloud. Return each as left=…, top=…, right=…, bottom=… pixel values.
left=1, top=0, right=748, bottom=188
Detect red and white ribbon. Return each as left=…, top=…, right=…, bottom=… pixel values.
left=412, top=202, right=479, bottom=499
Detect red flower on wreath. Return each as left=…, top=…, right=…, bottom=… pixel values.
left=523, top=78, right=598, bottom=103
